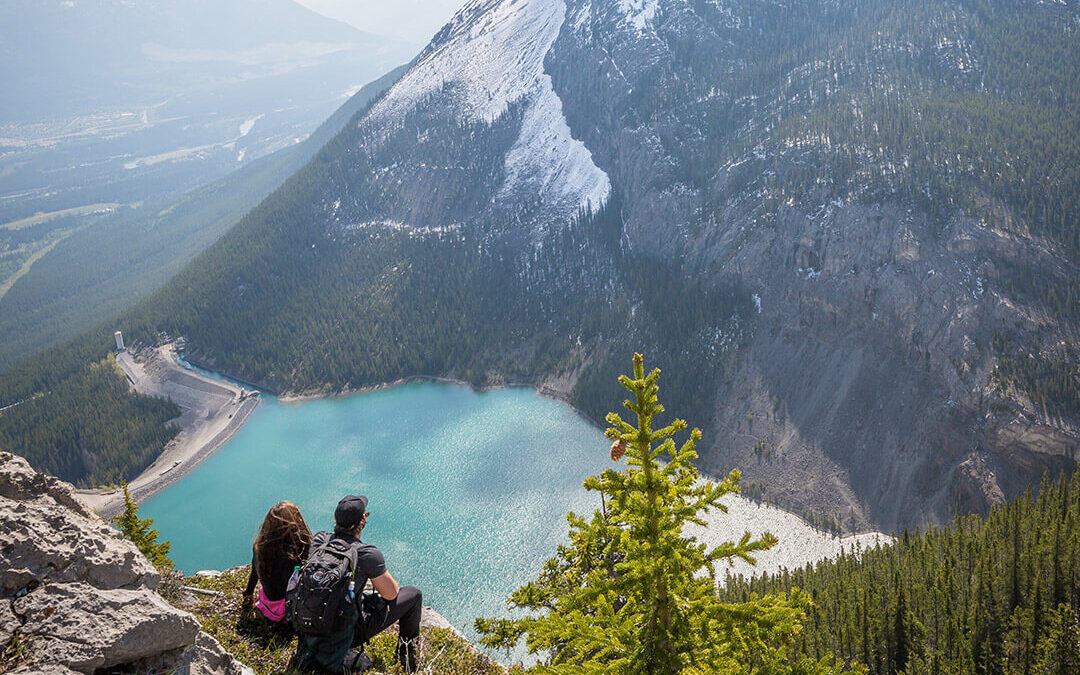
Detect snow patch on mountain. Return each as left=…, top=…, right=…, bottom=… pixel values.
left=499, top=70, right=611, bottom=215
left=617, top=0, right=659, bottom=31
left=570, top=0, right=593, bottom=31
left=368, top=0, right=610, bottom=218
left=368, top=0, right=558, bottom=124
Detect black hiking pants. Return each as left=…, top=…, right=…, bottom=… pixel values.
left=354, top=586, right=423, bottom=665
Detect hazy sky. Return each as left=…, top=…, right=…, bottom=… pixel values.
left=294, top=0, right=466, bottom=46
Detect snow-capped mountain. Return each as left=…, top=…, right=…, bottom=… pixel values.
left=363, top=0, right=610, bottom=228
left=118, top=0, right=1079, bottom=530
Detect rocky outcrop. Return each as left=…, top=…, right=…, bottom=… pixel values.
left=545, top=0, right=1080, bottom=530
left=690, top=204, right=1077, bottom=529
left=0, top=452, right=248, bottom=675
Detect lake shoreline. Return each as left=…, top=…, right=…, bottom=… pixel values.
left=92, top=350, right=886, bottom=545
left=75, top=344, right=260, bottom=518
left=278, top=374, right=601, bottom=428
left=79, top=346, right=600, bottom=518
left=184, top=350, right=597, bottom=429
left=82, top=397, right=260, bottom=520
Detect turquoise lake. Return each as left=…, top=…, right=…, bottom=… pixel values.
left=141, top=382, right=610, bottom=646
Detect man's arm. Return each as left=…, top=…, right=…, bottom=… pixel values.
left=370, top=571, right=399, bottom=601
left=357, top=544, right=397, bottom=600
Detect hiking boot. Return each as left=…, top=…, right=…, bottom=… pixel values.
left=395, top=638, right=420, bottom=673
left=343, top=649, right=375, bottom=673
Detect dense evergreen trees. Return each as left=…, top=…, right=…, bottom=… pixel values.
left=720, top=472, right=1080, bottom=674
left=992, top=334, right=1080, bottom=421
left=1, top=0, right=1077, bottom=491
left=0, top=349, right=179, bottom=487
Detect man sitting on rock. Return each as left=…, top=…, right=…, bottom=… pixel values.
left=293, top=495, right=423, bottom=673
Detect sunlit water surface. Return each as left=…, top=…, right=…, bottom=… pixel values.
left=142, top=382, right=609, bottom=649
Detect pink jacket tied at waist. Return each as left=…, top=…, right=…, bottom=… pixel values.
left=256, top=585, right=287, bottom=623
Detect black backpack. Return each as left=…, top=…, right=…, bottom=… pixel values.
left=287, top=534, right=359, bottom=637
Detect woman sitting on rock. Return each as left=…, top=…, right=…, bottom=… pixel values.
left=242, top=500, right=312, bottom=624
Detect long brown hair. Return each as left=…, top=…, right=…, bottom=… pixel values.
left=254, top=501, right=312, bottom=584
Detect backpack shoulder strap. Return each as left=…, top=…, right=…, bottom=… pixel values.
left=320, top=533, right=361, bottom=575
left=341, top=536, right=361, bottom=575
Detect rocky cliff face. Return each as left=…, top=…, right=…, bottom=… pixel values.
left=544, top=0, right=1080, bottom=528
left=0, top=451, right=246, bottom=675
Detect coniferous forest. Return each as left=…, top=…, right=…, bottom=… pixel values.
left=0, top=350, right=178, bottom=488
left=720, top=472, right=1080, bottom=674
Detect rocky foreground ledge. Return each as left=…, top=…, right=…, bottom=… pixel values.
left=0, top=451, right=248, bottom=674
left=1, top=451, right=499, bottom=675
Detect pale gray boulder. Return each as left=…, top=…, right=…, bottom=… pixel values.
left=0, top=596, right=18, bottom=644
left=0, top=452, right=247, bottom=675
left=14, top=583, right=199, bottom=672
left=170, top=632, right=254, bottom=675
left=0, top=452, right=158, bottom=594
left=9, top=664, right=85, bottom=675
left=0, top=498, right=158, bottom=593
left=0, top=453, right=93, bottom=517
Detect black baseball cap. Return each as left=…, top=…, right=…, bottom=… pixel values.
left=335, top=495, right=369, bottom=528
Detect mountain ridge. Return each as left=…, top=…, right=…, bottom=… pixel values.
left=102, top=0, right=1080, bottom=528
left=3, top=0, right=1078, bottom=531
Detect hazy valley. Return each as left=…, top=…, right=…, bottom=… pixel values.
left=0, top=0, right=415, bottom=366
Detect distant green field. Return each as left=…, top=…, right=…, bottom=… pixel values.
left=0, top=203, right=123, bottom=231
left=0, top=231, right=78, bottom=301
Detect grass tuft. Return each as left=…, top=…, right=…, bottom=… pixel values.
left=0, top=631, right=32, bottom=672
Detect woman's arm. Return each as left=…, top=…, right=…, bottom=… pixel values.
left=243, top=550, right=258, bottom=597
